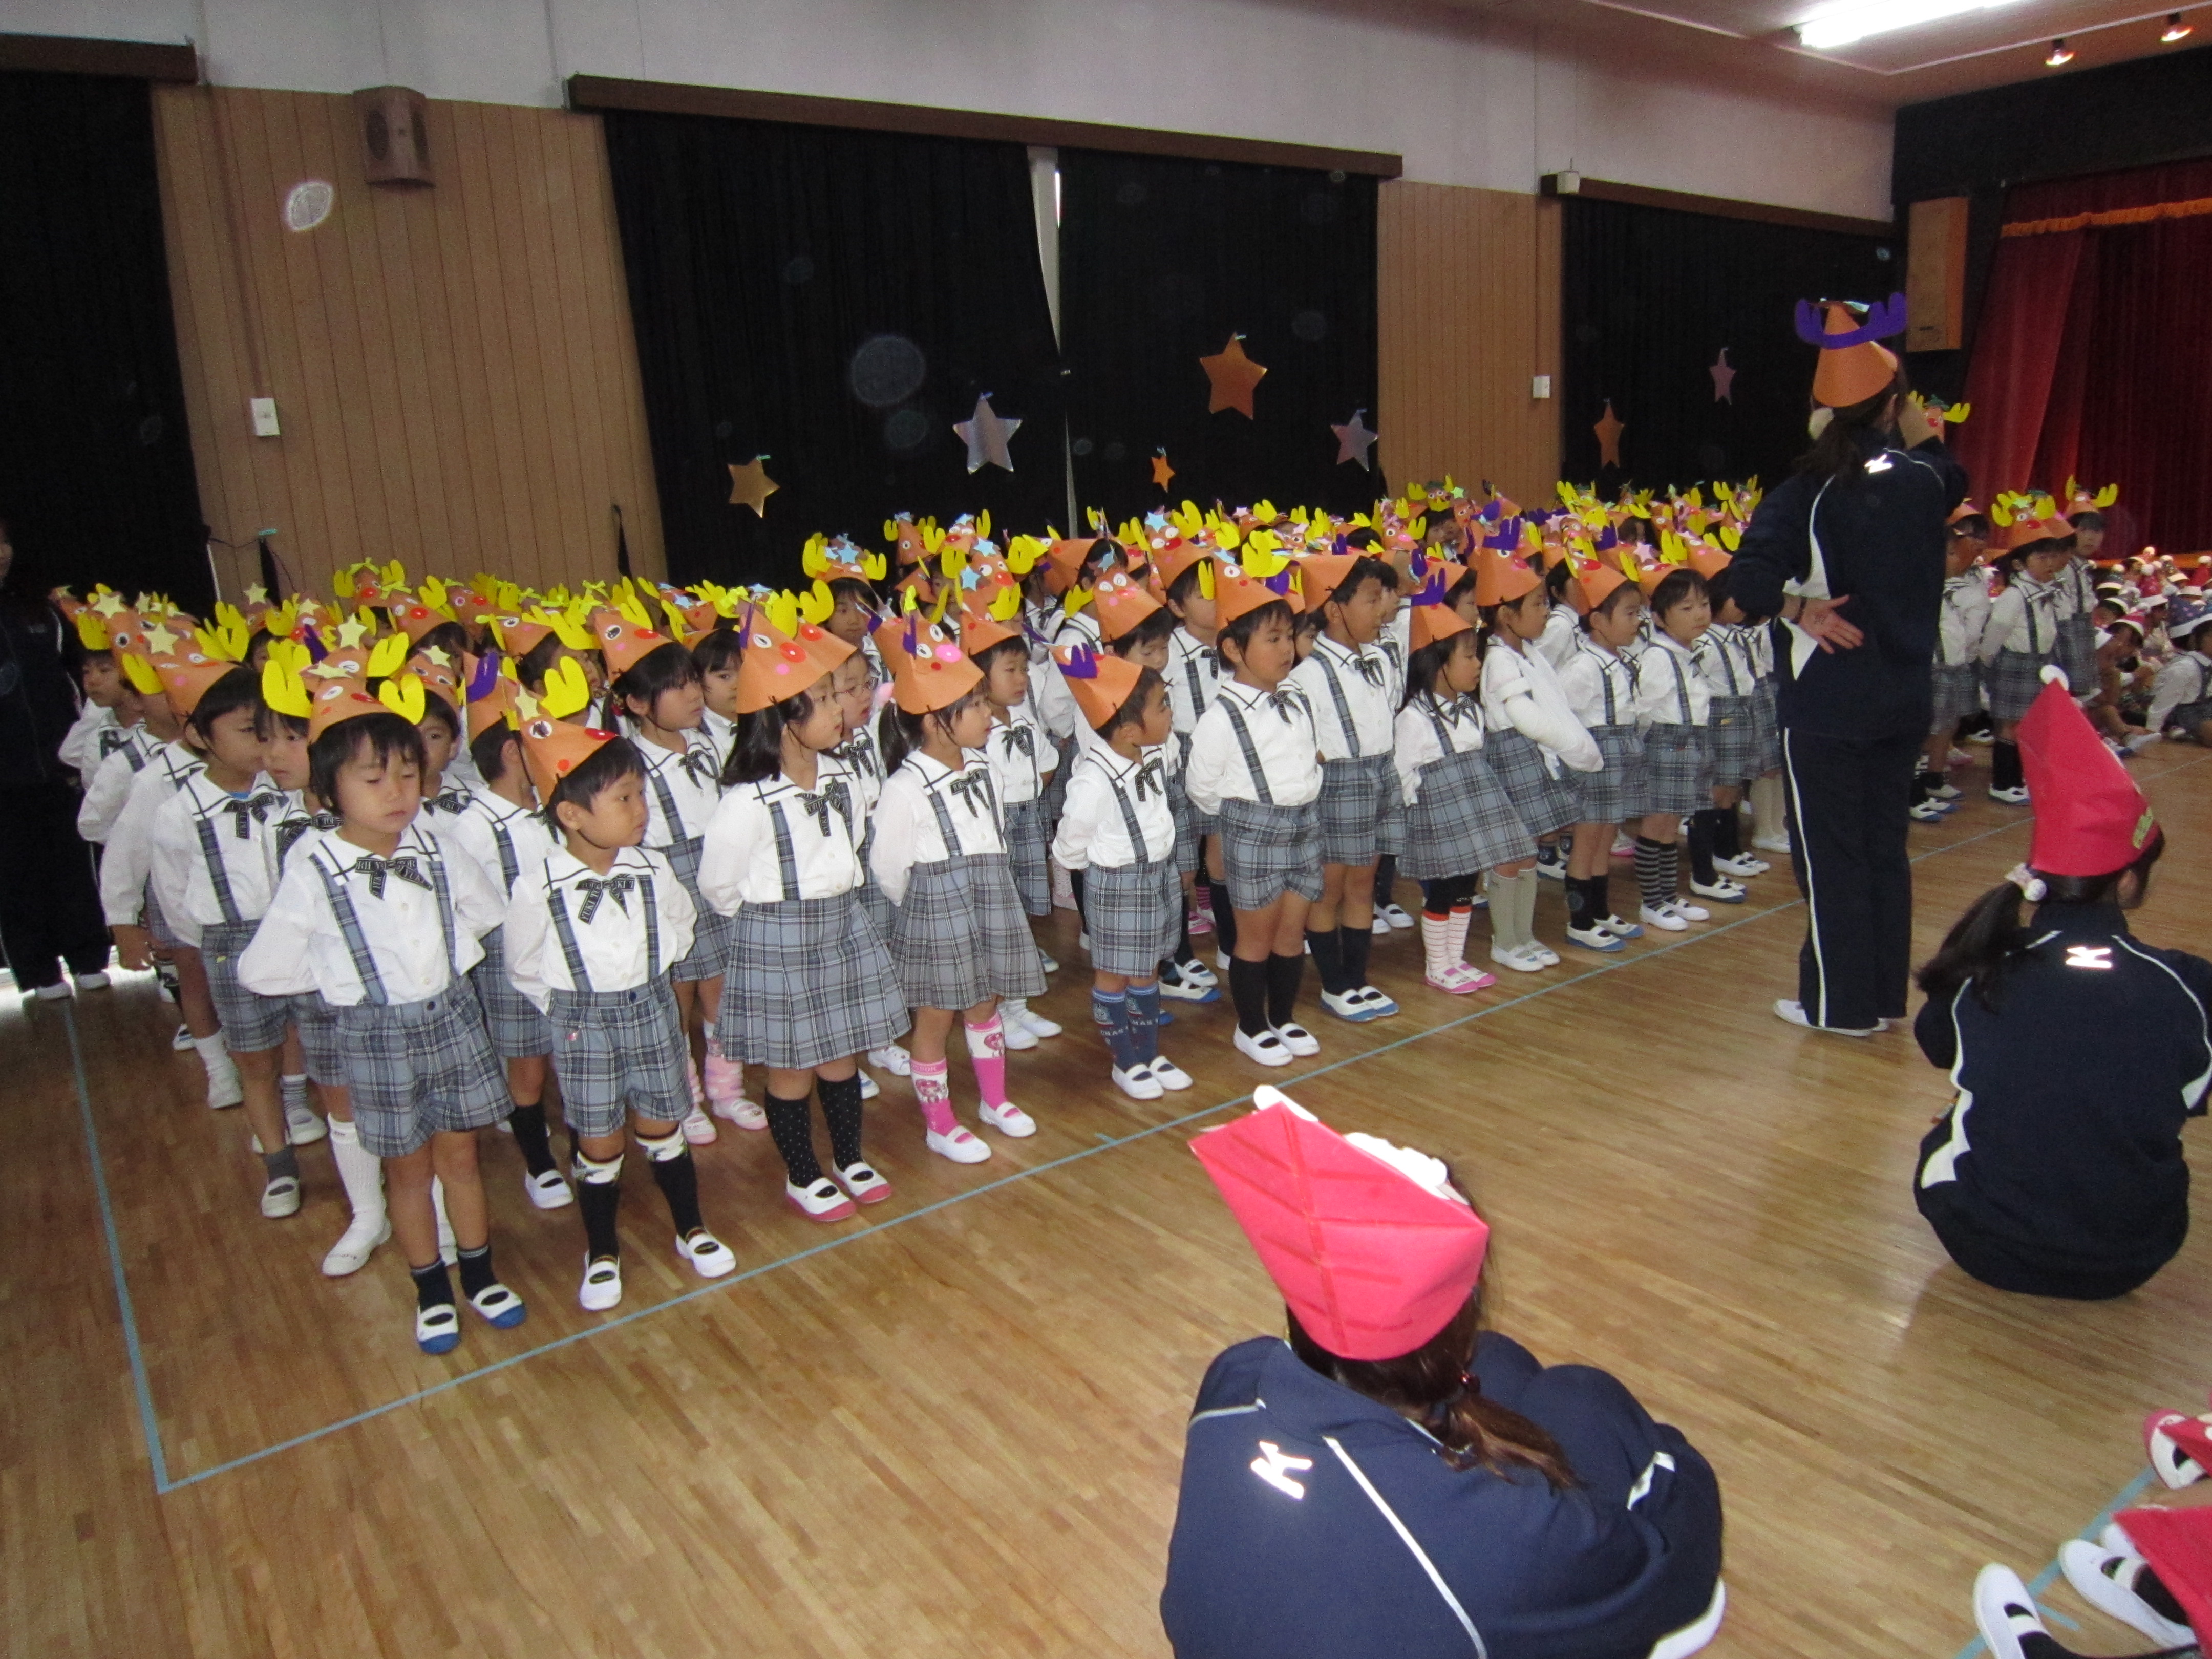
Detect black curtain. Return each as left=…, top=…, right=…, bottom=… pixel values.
left=602, top=112, right=1067, bottom=589
left=0, top=71, right=207, bottom=609
left=1059, top=152, right=1378, bottom=525
left=1559, top=197, right=1895, bottom=494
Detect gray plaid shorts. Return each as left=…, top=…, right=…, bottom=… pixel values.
left=1642, top=721, right=1715, bottom=815
left=1930, top=662, right=1980, bottom=731
left=1002, top=797, right=1053, bottom=917
left=201, top=920, right=293, bottom=1053
left=1316, top=754, right=1404, bottom=868
left=1986, top=648, right=2048, bottom=724
left=546, top=982, right=691, bottom=1136
left=292, top=991, right=343, bottom=1086
left=1707, top=694, right=1760, bottom=788
left=891, top=853, right=1048, bottom=1011
left=1217, top=798, right=1324, bottom=911
left=720, top=892, right=909, bottom=1071
left=1081, top=856, right=1182, bottom=976
left=1569, top=726, right=1652, bottom=826
left=1752, top=679, right=1781, bottom=774
left=471, top=924, right=555, bottom=1060
left=333, top=983, right=509, bottom=1158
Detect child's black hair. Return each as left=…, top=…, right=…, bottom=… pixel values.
left=1098, top=666, right=1167, bottom=739
left=547, top=733, right=647, bottom=821
left=876, top=687, right=986, bottom=775
left=1950, top=514, right=1990, bottom=539
left=186, top=666, right=265, bottom=743
left=827, top=577, right=879, bottom=612
left=1444, top=565, right=1480, bottom=609
left=1401, top=628, right=1481, bottom=711
left=1917, top=831, right=2165, bottom=1013
left=1316, top=556, right=1397, bottom=614
left=1997, top=534, right=2078, bottom=573
left=79, top=644, right=115, bottom=666
left=1165, top=559, right=1209, bottom=614
left=691, top=625, right=744, bottom=677
left=1542, top=557, right=1573, bottom=604
left=1338, top=526, right=1382, bottom=552
left=414, top=688, right=461, bottom=740
left=254, top=702, right=311, bottom=742
left=1700, top=563, right=1735, bottom=617
left=726, top=685, right=822, bottom=786
left=517, top=631, right=570, bottom=692
left=1580, top=576, right=1644, bottom=633
left=609, top=638, right=703, bottom=724
left=1647, top=567, right=1709, bottom=620
left=411, top=620, right=473, bottom=664
left=2071, top=509, right=2105, bottom=535
left=469, top=719, right=520, bottom=784
left=243, top=632, right=275, bottom=672
left=1081, top=540, right=1126, bottom=584
left=1217, top=597, right=1296, bottom=672
left=972, top=634, right=1029, bottom=678
left=308, top=711, right=426, bottom=807
left=1108, top=605, right=1177, bottom=657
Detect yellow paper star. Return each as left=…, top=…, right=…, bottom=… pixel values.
left=245, top=583, right=269, bottom=606
left=1201, top=335, right=1267, bottom=418
left=92, top=590, right=129, bottom=618
left=422, top=644, right=452, bottom=667
left=303, top=660, right=355, bottom=681
left=142, top=622, right=180, bottom=654
left=728, top=456, right=779, bottom=517
left=333, top=618, right=369, bottom=647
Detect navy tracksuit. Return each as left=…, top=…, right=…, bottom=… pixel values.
left=1732, top=432, right=1968, bottom=1030
left=1915, top=901, right=2212, bottom=1299
left=1160, top=1332, right=1722, bottom=1659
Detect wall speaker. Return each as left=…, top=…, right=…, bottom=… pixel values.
left=354, top=86, right=432, bottom=187
left=1905, top=196, right=1969, bottom=352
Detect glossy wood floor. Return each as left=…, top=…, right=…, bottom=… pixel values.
left=13, top=746, right=2212, bottom=1659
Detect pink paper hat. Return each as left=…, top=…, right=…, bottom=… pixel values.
left=1190, top=1087, right=1489, bottom=1362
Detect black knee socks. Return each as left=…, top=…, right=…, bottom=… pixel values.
left=1714, top=805, right=1743, bottom=859
left=1176, top=892, right=1193, bottom=963
left=820, top=1073, right=866, bottom=1169
left=1634, top=837, right=1676, bottom=911
left=1307, top=927, right=1349, bottom=994
left=1209, top=877, right=1238, bottom=955
left=1686, top=810, right=1721, bottom=885
left=1070, top=868, right=1087, bottom=929
left=1266, top=952, right=1304, bottom=1027
left=1993, top=740, right=2024, bottom=791
left=1229, top=956, right=1270, bottom=1035
left=455, top=1241, right=498, bottom=1300
left=578, top=1168, right=621, bottom=1260
left=1372, top=853, right=1397, bottom=910
left=765, top=1092, right=824, bottom=1185
left=1341, top=922, right=1373, bottom=988
left=1566, top=871, right=1610, bottom=926
left=508, top=1102, right=557, bottom=1177
left=646, top=1142, right=705, bottom=1236
left=411, top=1259, right=455, bottom=1311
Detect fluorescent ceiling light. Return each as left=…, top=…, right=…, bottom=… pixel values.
left=1795, top=0, right=2022, bottom=50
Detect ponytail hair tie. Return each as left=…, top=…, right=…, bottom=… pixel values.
left=2006, top=863, right=2048, bottom=903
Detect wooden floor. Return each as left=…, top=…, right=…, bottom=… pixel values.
left=13, top=747, right=2212, bottom=1659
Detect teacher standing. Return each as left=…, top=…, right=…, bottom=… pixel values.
left=1730, top=299, right=1967, bottom=1036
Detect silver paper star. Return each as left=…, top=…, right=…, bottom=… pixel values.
left=1331, top=408, right=1378, bottom=470
left=954, top=394, right=1020, bottom=474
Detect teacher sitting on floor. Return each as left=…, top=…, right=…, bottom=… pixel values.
left=1159, top=1087, right=1725, bottom=1659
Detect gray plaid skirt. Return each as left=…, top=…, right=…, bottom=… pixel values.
left=891, top=852, right=1048, bottom=1011
left=471, top=924, right=555, bottom=1060
left=1707, top=693, right=1760, bottom=788
left=1037, top=733, right=1076, bottom=827
left=1642, top=721, right=1715, bottom=815
left=1217, top=797, right=1325, bottom=911
left=1401, top=746, right=1534, bottom=881
left=1930, top=662, right=1981, bottom=731
left=1987, top=647, right=2051, bottom=724
left=200, top=919, right=293, bottom=1053
left=1316, top=754, right=1405, bottom=867
left=855, top=822, right=900, bottom=944
left=659, top=837, right=730, bottom=983
left=546, top=981, right=690, bottom=1136
left=1752, top=679, right=1782, bottom=774
left=144, top=886, right=180, bottom=949
left=292, top=992, right=343, bottom=1086
left=1082, top=855, right=1183, bottom=976
left=2057, top=614, right=2099, bottom=695
left=1483, top=729, right=1583, bottom=838
left=1569, top=725, right=1652, bottom=826
left=333, top=983, right=508, bottom=1158
left=721, top=891, right=908, bottom=1072
left=1003, top=797, right=1053, bottom=917
left=1169, top=766, right=1204, bottom=877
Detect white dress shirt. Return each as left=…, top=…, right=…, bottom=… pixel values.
left=1052, top=743, right=1176, bottom=869
left=1555, top=637, right=1639, bottom=730
left=503, top=844, right=696, bottom=1009
left=698, top=757, right=866, bottom=909
left=1937, top=573, right=1993, bottom=667
left=1288, top=634, right=1399, bottom=761
left=441, top=788, right=562, bottom=899
left=240, top=821, right=503, bottom=1005
left=1536, top=604, right=1582, bottom=670
left=1185, top=679, right=1324, bottom=814
left=1480, top=642, right=1602, bottom=772
left=2147, top=651, right=2212, bottom=733
left=76, top=722, right=159, bottom=843
left=1691, top=622, right=1759, bottom=700
left=147, top=769, right=288, bottom=942
left=1630, top=632, right=1712, bottom=728
left=982, top=701, right=1056, bottom=806
left=869, top=752, right=1008, bottom=904
left=58, top=701, right=116, bottom=774
left=700, top=706, right=737, bottom=770
left=1165, top=628, right=1220, bottom=737
left=1027, top=646, right=1080, bottom=742
left=634, top=729, right=725, bottom=847
left=100, top=741, right=207, bottom=925
left=1982, top=575, right=2062, bottom=661
left=1392, top=693, right=1487, bottom=807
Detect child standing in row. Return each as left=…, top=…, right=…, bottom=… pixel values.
left=1917, top=504, right=1991, bottom=817
left=971, top=606, right=1062, bottom=1047
left=1555, top=564, right=1651, bottom=951
left=1981, top=507, right=2075, bottom=805
left=1630, top=568, right=1724, bottom=930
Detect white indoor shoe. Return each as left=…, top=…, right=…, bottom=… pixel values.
left=579, top=1254, right=624, bottom=1311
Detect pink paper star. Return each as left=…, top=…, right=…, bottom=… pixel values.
left=1710, top=348, right=1736, bottom=403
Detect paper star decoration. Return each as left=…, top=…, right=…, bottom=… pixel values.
left=333, top=618, right=369, bottom=647
left=1594, top=401, right=1625, bottom=469
left=954, top=395, right=1020, bottom=474
left=1710, top=349, right=1736, bottom=403
left=1331, top=409, right=1378, bottom=470
left=1152, top=450, right=1176, bottom=489
left=245, top=583, right=270, bottom=606
left=727, top=457, right=779, bottom=517
left=142, top=622, right=180, bottom=654
left=1201, top=334, right=1267, bottom=418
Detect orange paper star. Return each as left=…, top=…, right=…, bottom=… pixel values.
left=1593, top=401, right=1625, bottom=470
left=727, top=456, right=779, bottom=517
left=1151, top=450, right=1176, bottom=489
left=1201, top=335, right=1267, bottom=418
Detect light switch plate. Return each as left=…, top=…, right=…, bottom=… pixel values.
left=1532, top=375, right=1552, bottom=400
left=249, top=397, right=280, bottom=437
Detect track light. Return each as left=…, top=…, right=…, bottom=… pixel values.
left=2162, top=12, right=2192, bottom=41
left=2045, top=37, right=2075, bottom=64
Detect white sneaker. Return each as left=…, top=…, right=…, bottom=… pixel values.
left=1011, top=1004, right=1061, bottom=1040
left=1379, top=903, right=1415, bottom=930
left=1147, top=1056, right=1193, bottom=1091
left=1751, top=833, right=1792, bottom=854
left=32, top=982, right=71, bottom=1002
left=785, top=1176, right=859, bottom=1219
left=1233, top=1026, right=1293, bottom=1067
left=856, top=1071, right=880, bottom=1102
left=867, top=1043, right=912, bottom=1077
left=1638, top=903, right=1690, bottom=933
left=1671, top=899, right=1711, bottom=921
left=1926, top=781, right=1961, bottom=801
left=2060, top=1537, right=2195, bottom=1649
left=1771, top=998, right=1879, bottom=1038
left=1596, top=913, right=1644, bottom=939
left=1178, top=956, right=1218, bottom=988
left=1973, top=1564, right=2050, bottom=1659
left=1521, top=946, right=1559, bottom=969
left=1274, top=1023, right=1320, bottom=1058
left=1037, top=951, right=1060, bottom=973
left=679, top=1102, right=718, bottom=1145
left=834, top=1160, right=893, bottom=1204
left=1158, top=967, right=1218, bottom=1003
left=1490, top=942, right=1550, bottom=969
left=713, top=1093, right=769, bottom=1129
left=204, top=1056, right=244, bottom=1109
left=924, top=1125, right=992, bottom=1164
left=1321, top=986, right=1387, bottom=1024
left=1689, top=876, right=1747, bottom=903
left=1370, top=915, right=1393, bottom=935
left=579, top=1254, right=623, bottom=1311
left=74, top=971, right=112, bottom=992
left=524, top=1168, right=574, bottom=1209
left=284, top=1099, right=328, bottom=1145
left=1989, top=784, right=2030, bottom=804
left=171, top=1023, right=196, bottom=1051
left=261, top=1175, right=302, bottom=1219
left=320, top=1214, right=389, bottom=1277
left=676, top=1229, right=738, bottom=1279
left=1112, top=1063, right=1164, bottom=1101
left=997, top=1006, right=1040, bottom=1051
left=1908, top=799, right=1947, bottom=823
left=1215, top=949, right=1234, bottom=974
left=979, top=1100, right=1036, bottom=1137
left=1713, top=853, right=1768, bottom=877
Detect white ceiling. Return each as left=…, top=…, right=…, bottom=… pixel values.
left=1442, top=0, right=2207, bottom=107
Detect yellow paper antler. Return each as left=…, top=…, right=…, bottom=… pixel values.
left=377, top=676, right=427, bottom=724
left=366, top=632, right=411, bottom=678
left=538, top=656, right=592, bottom=720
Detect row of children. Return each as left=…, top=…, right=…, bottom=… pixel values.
left=1926, top=486, right=2212, bottom=816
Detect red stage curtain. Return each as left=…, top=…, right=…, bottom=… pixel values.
left=1957, top=158, right=2212, bottom=554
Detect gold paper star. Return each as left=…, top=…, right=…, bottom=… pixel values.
left=333, top=618, right=369, bottom=647
left=142, top=622, right=180, bottom=654
left=1152, top=450, right=1176, bottom=489
left=304, top=660, right=355, bottom=681
left=92, top=590, right=129, bottom=617
left=1201, top=335, right=1267, bottom=418
left=245, top=583, right=270, bottom=606
left=421, top=644, right=451, bottom=667
left=1594, top=400, right=1625, bottom=470
left=728, top=456, right=779, bottom=517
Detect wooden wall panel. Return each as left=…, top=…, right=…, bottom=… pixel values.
left=151, top=86, right=664, bottom=603
left=1377, top=180, right=1561, bottom=506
